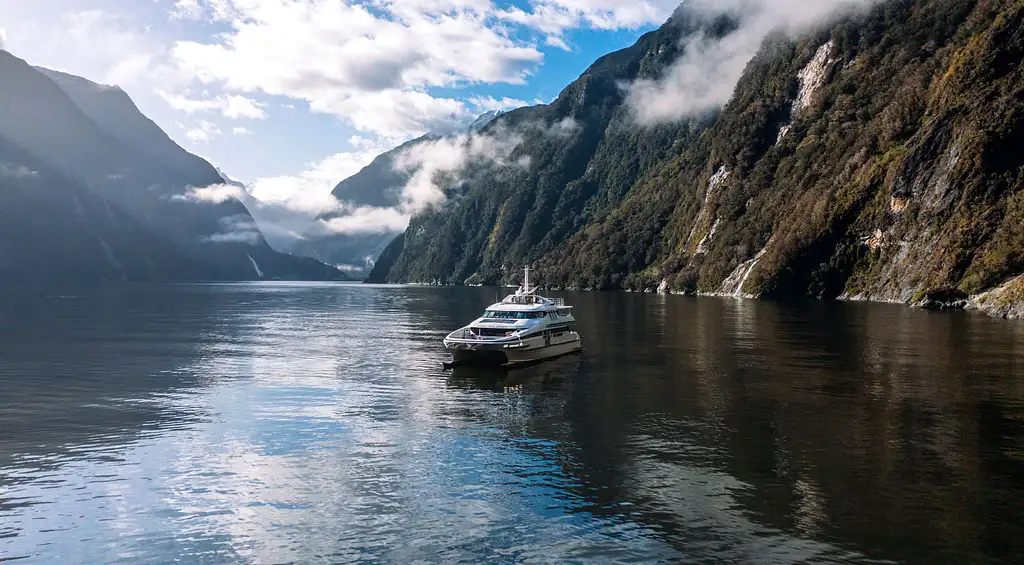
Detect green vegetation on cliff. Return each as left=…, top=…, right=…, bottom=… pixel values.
left=369, top=0, right=1024, bottom=315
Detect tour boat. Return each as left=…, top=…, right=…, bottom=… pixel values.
left=443, top=267, right=582, bottom=367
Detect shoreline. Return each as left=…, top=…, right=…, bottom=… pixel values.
left=364, top=278, right=1024, bottom=321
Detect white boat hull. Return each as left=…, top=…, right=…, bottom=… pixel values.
left=443, top=270, right=581, bottom=369
left=504, top=335, right=582, bottom=366
left=447, top=333, right=582, bottom=367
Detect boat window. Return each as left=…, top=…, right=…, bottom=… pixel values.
left=474, top=327, right=514, bottom=337
left=484, top=311, right=548, bottom=319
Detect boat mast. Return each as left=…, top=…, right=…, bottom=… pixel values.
left=523, top=265, right=531, bottom=295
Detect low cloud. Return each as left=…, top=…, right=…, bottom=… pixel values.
left=0, top=163, right=39, bottom=178
left=0, top=27, right=7, bottom=50
left=335, top=263, right=370, bottom=274
left=173, top=183, right=245, bottom=204
left=314, top=119, right=578, bottom=236
left=174, top=181, right=326, bottom=248
left=174, top=120, right=576, bottom=243
left=627, top=0, right=875, bottom=125
left=395, top=125, right=526, bottom=211
left=173, top=144, right=385, bottom=247
left=203, top=214, right=262, bottom=245
left=301, top=127, right=527, bottom=237
left=317, top=206, right=411, bottom=236
left=247, top=146, right=385, bottom=215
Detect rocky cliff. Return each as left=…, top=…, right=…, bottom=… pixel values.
left=369, top=0, right=1024, bottom=318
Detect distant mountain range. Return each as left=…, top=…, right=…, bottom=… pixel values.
left=5, top=0, right=1023, bottom=320
left=363, top=0, right=1024, bottom=318
left=0, top=51, right=344, bottom=282
left=287, top=110, right=506, bottom=277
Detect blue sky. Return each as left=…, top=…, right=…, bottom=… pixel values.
left=0, top=0, right=679, bottom=210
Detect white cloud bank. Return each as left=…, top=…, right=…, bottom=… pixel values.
left=318, top=206, right=411, bottom=236
left=302, top=125, right=527, bottom=236
left=159, top=91, right=268, bottom=120
left=247, top=145, right=386, bottom=215
left=184, top=120, right=221, bottom=143
left=175, top=141, right=390, bottom=245
left=203, top=214, right=263, bottom=245
left=627, top=0, right=875, bottom=125
left=500, top=0, right=679, bottom=48
left=0, top=163, right=39, bottom=178
left=176, top=123, right=549, bottom=242
left=173, top=183, right=245, bottom=204
left=310, top=118, right=581, bottom=236
left=170, top=0, right=542, bottom=140
left=166, top=0, right=677, bottom=140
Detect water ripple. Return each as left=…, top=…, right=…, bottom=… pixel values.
left=1, top=285, right=1023, bottom=563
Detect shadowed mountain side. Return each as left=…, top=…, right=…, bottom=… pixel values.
left=0, top=50, right=345, bottom=281
left=0, top=135, right=206, bottom=282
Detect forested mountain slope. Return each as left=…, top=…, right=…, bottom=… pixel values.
left=369, top=7, right=721, bottom=284
left=370, top=0, right=1024, bottom=317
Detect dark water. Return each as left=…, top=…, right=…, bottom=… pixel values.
left=2, top=284, right=1024, bottom=564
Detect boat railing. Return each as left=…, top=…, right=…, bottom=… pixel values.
left=445, top=327, right=523, bottom=344
left=503, top=295, right=566, bottom=307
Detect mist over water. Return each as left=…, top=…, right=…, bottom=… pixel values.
left=1, top=284, right=1023, bottom=564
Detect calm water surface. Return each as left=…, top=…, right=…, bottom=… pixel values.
left=1, top=284, right=1023, bottom=564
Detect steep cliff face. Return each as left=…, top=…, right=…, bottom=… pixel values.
left=368, top=9, right=724, bottom=283
left=0, top=51, right=345, bottom=282
left=549, top=0, right=1023, bottom=304
left=370, top=0, right=1024, bottom=317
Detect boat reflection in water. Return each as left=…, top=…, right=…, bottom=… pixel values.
left=446, top=354, right=584, bottom=394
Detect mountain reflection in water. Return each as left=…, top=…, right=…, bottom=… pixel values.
left=1, top=283, right=1022, bottom=564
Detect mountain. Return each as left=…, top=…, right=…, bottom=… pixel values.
left=369, top=0, right=1024, bottom=319
left=0, top=135, right=205, bottom=282
left=37, top=68, right=222, bottom=181
left=0, top=51, right=345, bottom=282
left=216, top=167, right=246, bottom=188
left=288, top=111, right=506, bottom=277
left=367, top=7, right=713, bottom=284
left=469, top=110, right=507, bottom=132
